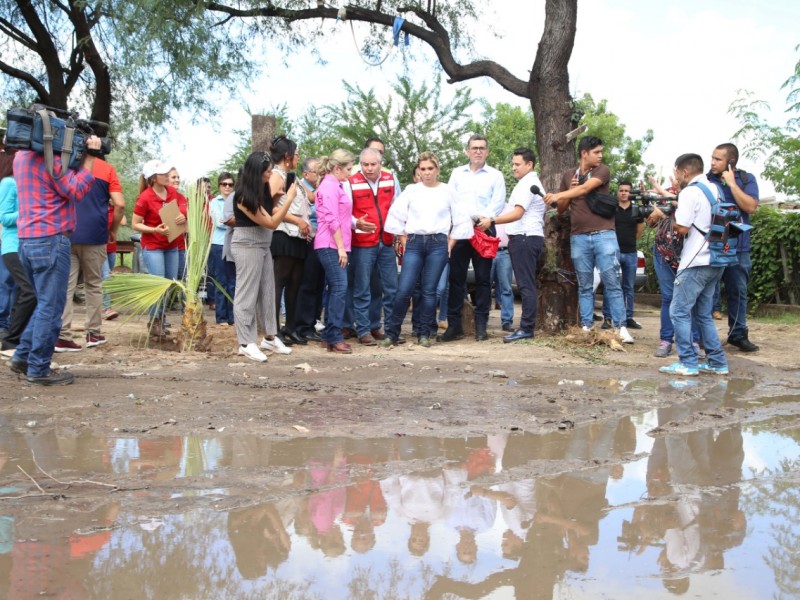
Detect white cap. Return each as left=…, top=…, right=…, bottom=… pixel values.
left=142, top=159, right=172, bottom=179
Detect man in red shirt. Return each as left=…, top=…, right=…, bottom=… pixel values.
left=9, top=135, right=102, bottom=385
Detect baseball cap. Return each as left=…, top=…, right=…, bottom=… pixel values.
left=142, top=159, right=172, bottom=179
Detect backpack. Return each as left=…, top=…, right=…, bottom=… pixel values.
left=690, top=181, right=752, bottom=268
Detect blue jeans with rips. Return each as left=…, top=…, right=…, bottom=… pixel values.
left=386, top=234, right=449, bottom=341
left=14, top=235, right=71, bottom=377
left=350, top=241, right=398, bottom=336
left=670, top=265, right=727, bottom=370
left=492, top=248, right=514, bottom=327
left=721, top=251, right=751, bottom=341
left=318, top=248, right=349, bottom=345
left=571, top=231, right=625, bottom=328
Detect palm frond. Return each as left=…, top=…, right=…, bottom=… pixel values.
left=184, top=181, right=213, bottom=305
left=103, top=273, right=185, bottom=320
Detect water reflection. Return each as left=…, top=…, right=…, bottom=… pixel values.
left=0, top=412, right=798, bottom=598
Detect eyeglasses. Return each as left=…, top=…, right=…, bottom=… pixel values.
left=220, top=182, right=234, bottom=187
left=469, top=146, right=488, bottom=152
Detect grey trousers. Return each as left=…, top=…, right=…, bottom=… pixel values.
left=230, top=227, right=277, bottom=345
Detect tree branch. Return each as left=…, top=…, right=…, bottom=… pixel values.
left=200, top=1, right=529, bottom=98
left=0, top=17, right=36, bottom=50
left=0, top=59, right=51, bottom=101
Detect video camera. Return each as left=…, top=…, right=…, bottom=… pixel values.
left=629, top=191, right=676, bottom=221
left=4, top=104, right=112, bottom=175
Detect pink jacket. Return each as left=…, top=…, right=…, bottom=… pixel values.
left=313, top=174, right=353, bottom=251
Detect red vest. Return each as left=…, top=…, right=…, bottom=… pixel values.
left=349, top=170, right=396, bottom=248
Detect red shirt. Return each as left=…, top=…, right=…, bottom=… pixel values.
left=133, top=185, right=183, bottom=250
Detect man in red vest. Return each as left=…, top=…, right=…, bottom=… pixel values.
left=347, top=145, right=399, bottom=345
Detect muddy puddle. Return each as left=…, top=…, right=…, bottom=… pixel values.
left=1, top=388, right=799, bottom=599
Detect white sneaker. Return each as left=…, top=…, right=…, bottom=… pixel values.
left=239, top=343, right=267, bottom=362
left=260, top=337, right=292, bottom=355
left=618, top=326, right=634, bottom=344
left=581, top=326, right=592, bottom=332
left=314, top=320, right=325, bottom=333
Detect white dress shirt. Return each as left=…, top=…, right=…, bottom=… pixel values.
left=384, top=182, right=474, bottom=239
left=448, top=163, right=507, bottom=218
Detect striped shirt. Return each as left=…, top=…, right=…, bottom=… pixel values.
left=14, top=150, right=95, bottom=239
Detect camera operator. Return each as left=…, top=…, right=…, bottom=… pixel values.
left=9, top=133, right=102, bottom=386
left=55, top=145, right=125, bottom=353
left=645, top=175, right=701, bottom=359
left=601, top=181, right=644, bottom=330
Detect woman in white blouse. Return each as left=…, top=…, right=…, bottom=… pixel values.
left=380, top=152, right=473, bottom=347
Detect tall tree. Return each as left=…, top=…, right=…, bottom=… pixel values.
left=0, top=0, right=254, bottom=134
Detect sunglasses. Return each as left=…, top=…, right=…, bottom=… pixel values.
left=220, top=182, right=234, bottom=187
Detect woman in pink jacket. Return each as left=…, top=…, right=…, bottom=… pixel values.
left=313, top=149, right=355, bottom=354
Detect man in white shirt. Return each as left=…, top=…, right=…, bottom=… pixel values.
left=441, top=134, right=506, bottom=342
left=478, top=147, right=546, bottom=342
left=660, top=153, right=729, bottom=377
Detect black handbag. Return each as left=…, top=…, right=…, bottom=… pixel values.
left=585, top=190, right=618, bottom=218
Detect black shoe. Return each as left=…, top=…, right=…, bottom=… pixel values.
left=285, top=330, right=308, bottom=345
left=9, top=358, right=28, bottom=375
left=1, top=339, right=18, bottom=351
left=626, top=319, right=642, bottom=330
left=275, top=331, right=294, bottom=347
left=592, top=313, right=603, bottom=322
left=438, top=327, right=464, bottom=342
left=600, top=319, right=613, bottom=330
left=475, top=328, right=489, bottom=341
left=503, top=329, right=533, bottom=343
left=300, top=331, right=322, bottom=343
left=502, top=323, right=513, bottom=332
left=25, top=370, right=75, bottom=386
left=728, top=335, right=759, bottom=352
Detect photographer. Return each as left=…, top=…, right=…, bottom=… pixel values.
left=601, top=181, right=644, bottom=330
left=645, top=175, right=701, bottom=359
left=9, top=133, right=102, bottom=386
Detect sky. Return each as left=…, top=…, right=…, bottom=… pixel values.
left=162, top=0, right=800, bottom=199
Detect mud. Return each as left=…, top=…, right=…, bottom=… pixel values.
left=0, top=305, right=798, bottom=598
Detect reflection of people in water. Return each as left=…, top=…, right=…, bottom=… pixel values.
left=342, top=452, right=387, bottom=554
left=227, top=503, right=291, bottom=580
left=306, top=443, right=347, bottom=558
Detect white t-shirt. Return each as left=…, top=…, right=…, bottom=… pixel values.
left=384, top=182, right=474, bottom=239
left=505, top=171, right=546, bottom=237
left=674, top=174, right=717, bottom=272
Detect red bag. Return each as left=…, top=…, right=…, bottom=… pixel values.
left=469, top=227, right=500, bottom=259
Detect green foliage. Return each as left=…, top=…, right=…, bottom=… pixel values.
left=730, top=48, right=800, bottom=197
left=749, top=208, right=800, bottom=309
left=295, top=75, right=475, bottom=186
left=574, top=94, right=655, bottom=187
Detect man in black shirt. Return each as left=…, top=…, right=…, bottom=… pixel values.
left=602, top=182, right=643, bottom=329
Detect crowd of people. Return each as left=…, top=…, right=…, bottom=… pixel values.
left=0, top=126, right=760, bottom=385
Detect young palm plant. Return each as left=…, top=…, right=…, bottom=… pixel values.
left=103, top=182, right=214, bottom=351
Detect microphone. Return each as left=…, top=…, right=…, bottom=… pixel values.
left=530, top=185, right=542, bottom=196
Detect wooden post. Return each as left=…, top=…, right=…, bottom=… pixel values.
left=251, top=115, right=276, bottom=154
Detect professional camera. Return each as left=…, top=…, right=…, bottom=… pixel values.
left=5, top=104, right=112, bottom=171
left=629, top=192, right=676, bottom=221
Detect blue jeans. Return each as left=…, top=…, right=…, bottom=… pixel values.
left=141, top=247, right=179, bottom=318
left=208, top=244, right=234, bottom=324
left=437, top=265, right=449, bottom=322
left=318, top=248, right=349, bottom=344
left=0, top=255, right=17, bottom=330
left=492, top=248, right=514, bottom=327
left=386, top=234, right=449, bottom=341
left=721, top=251, right=751, bottom=340
left=654, top=245, right=700, bottom=345
left=15, top=235, right=71, bottom=377
left=101, top=251, right=116, bottom=309
left=350, top=242, right=398, bottom=336
left=602, top=251, right=637, bottom=321
left=571, top=231, right=625, bottom=328
left=670, top=265, right=727, bottom=369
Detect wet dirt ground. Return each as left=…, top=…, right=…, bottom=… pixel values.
left=0, top=304, right=798, bottom=598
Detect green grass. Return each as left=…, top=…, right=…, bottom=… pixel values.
left=751, top=311, right=800, bottom=325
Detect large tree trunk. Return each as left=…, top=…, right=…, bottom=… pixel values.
left=531, top=0, right=579, bottom=333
